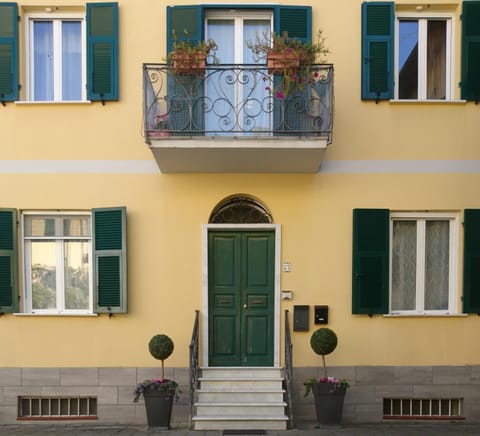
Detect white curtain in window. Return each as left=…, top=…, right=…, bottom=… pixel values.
left=205, top=18, right=270, bottom=135
left=62, top=21, right=82, bottom=101
left=425, top=220, right=449, bottom=310
left=34, top=21, right=54, bottom=101
left=243, top=19, right=270, bottom=133
left=392, top=221, right=417, bottom=310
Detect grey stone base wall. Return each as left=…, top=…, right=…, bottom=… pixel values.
left=0, top=367, right=190, bottom=427
left=293, top=366, right=480, bottom=424
left=1, top=366, right=480, bottom=427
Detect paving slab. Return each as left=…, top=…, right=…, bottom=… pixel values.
left=1, top=422, right=480, bottom=436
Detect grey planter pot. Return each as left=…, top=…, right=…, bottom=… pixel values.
left=312, top=383, right=346, bottom=426
left=142, top=389, right=174, bottom=428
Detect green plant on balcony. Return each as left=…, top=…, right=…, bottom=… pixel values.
left=248, top=30, right=330, bottom=99
left=168, top=29, right=218, bottom=75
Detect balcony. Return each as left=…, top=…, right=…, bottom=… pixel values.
left=143, top=63, right=334, bottom=173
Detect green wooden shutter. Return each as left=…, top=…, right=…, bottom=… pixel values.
left=167, top=5, right=203, bottom=54
left=0, top=3, right=18, bottom=102
left=463, top=209, right=480, bottom=313
left=361, top=2, right=394, bottom=101
left=166, top=5, right=204, bottom=135
left=274, top=6, right=312, bottom=42
left=461, top=1, right=480, bottom=101
left=93, top=207, right=127, bottom=314
left=0, top=209, right=18, bottom=313
left=352, top=209, right=389, bottom=314
left=272, top=6, right=312, bottom=135
left=87, top=2, right=118, bottom=101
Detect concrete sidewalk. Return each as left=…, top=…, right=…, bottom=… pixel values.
left=1, top=422, right=479, bottom=435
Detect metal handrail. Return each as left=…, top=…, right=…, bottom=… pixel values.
left=284, top=309, right=294, bottom=428
left=189, top=309, right=200, bottom=429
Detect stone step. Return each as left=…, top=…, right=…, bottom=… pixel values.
left=198, top=378, right=283, bottom=389
left=195, top=402, right=287, bottom=416
left=198, top=389, right=284, bottom=402
left=192, top=415, right=288, bottom=431
left=200, top=367, right=283, bottom=378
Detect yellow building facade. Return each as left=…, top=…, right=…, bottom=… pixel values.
left=1, top=0, right=480, bottom=429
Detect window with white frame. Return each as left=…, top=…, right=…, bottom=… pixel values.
left=396, top=14, right=452, bottom=100
left=390, top=212, right=458, bottom=314
left=27, top=13, right=85, bottom=101
left=23, top=213, right=92, bottom=314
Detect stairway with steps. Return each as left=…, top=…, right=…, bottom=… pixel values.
left=192, top=367, right=289, bottom=430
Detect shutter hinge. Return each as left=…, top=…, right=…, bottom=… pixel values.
left=1, top=95, right=5, bottom=107
left=17, top=15, right=20, bottom=22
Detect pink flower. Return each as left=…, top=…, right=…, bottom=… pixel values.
left=275, top=91, right=284, bottom=99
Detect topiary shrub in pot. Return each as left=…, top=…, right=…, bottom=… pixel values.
left=304, top=327, right=349, bottom=427
left=134, top=334, right=180, bottom=428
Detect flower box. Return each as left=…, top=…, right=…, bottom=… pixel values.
left=171, top=51, right=207, bottom=75
left=266, top=51, right=300, bottom=74
left=147, top=130, right=170, bottom=139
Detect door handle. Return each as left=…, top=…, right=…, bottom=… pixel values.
left=243, top=304, right=247, bottom=308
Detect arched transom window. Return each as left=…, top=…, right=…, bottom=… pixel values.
left=209, top=196, right=273, bottom=224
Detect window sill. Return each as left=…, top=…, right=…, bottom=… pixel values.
left=13, top=313, right=98, bottom=317
left=384, top=313, right=467, bottom=317
left=15, top=100, right=92, bottom=106
left=389, top=99, right=467, bottom=105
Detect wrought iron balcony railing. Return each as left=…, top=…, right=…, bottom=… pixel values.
left=143, top=63, right=333, bottom=143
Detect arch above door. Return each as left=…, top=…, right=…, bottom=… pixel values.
left=209, top=195, right=273, bottom=224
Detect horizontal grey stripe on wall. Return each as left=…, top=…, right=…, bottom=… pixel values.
left=0, top=160, right=159, bottom=174
left=0, top=160, right=480, bottom=174
left=321, top=160, right=480, bottom=174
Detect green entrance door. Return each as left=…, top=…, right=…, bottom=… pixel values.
left=208, top=230, right=275, bottom=366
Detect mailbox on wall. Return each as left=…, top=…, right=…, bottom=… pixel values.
left=314, top=305, right=329, bottom=324
left=293, top=305, right=309, bottom=331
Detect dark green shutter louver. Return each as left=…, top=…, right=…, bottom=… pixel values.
left=463, top=209, right=480, bottom=313
left=275, top=6, right=312, bottom=42
left=0, top=209, right=18, bottom=313
left=361, top=2, right=394, bottom=100
left=87, top=2, right=118, bottom=101
left=93, top=207, right=127, bottom=313
left=0, top=3, right=18, bottom=102
left=352, top=209, right=389, bottom=314
left=461, top=1, right=480, bottom=101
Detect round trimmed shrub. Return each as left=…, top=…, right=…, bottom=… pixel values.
left=310, top=327, right=337, bottom=356
left=149, top=334, right=174, bottom=361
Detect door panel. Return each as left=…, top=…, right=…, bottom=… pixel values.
left=209, top=230, right=274, bottom=366
left=209, top=233, right=241, bottom=365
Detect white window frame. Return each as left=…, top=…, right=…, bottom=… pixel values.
left=394, top=12, right=454, bottom=101
left=25, top=12, right=87, bottom=102
left=389, top=212, right=459, bottom=315
left=22, top=211, right=93, bottom=315
left=205, top=10, right=273, bottom=64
